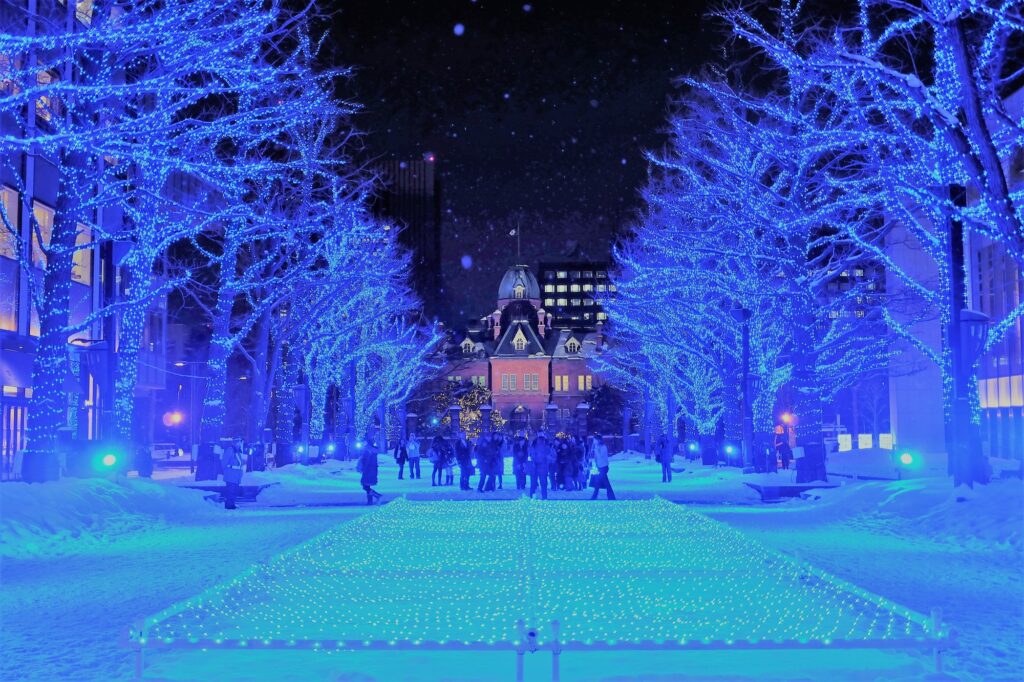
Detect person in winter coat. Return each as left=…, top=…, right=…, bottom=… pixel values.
left=429, top=436, right=446, bottom=486
left=529, top=433, right=554, bottom=500
left=393, top=439, right=408, bottom=480
left=220, top=440, right=244, bottom=509
left=775, top=430, right=792, bottom=470
left=443, top=438, right=456, bottom=485
left=359, top=447, right=381, bottom=504
left=512, top=433, right=530, bottom=490
left=476, top=433, right=497, bottom=492
left=589, top=433, right=615, bottom=500
left=407, top=436, right=422, bottom=479
left=455, top=434, right=473, bottom=490
left=658, top=436, right=674, bottom=483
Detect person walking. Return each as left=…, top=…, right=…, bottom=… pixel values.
left=220, top=440, right=244, bottom=510
left=358, top=446, right=382, bottom=505
left=443, top=438, right=456, bottom=485
left=429, top=435, right=445, bottom=486
left=455, top=434, right=473, bottom=490
left=529, top=432, right=554, bottom=500
left=777, top=432, right=792, bottom=471
left=658, top=435, right=674, bottom=483
left=407, top=435, right=422, bottom=479
left=476, top=433, right=495, bottom=492
left=589, top=433, right=615, bottom=500
left=393, top=438, right=408, bottom=480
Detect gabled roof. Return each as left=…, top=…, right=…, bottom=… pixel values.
left=494, top=320, right=546, bottom=356
left=550, top=328, right=602, bottom=359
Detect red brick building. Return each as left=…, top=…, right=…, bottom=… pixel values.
left=442, top=264, right=606, bottom=435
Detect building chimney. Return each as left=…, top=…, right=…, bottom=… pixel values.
left=492, top=310, right=501, bottom=340
left=538, top=308, right=547, bottom=338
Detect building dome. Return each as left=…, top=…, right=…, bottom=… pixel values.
left=497, top=264, right=540, bottom=302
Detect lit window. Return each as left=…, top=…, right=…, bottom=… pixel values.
left=583, top=298, right=594, bottom=306
left=570, top=298, right=581, bottom=306
left=72, top=223, right=92, bottom=284
left=596, top=271, right=607, bottom=278
left=596, top=312, right=607, bottom=321
left=544, top=284, right=555, bottom=293
left=582, top=271, right=593, bottom=278
left=596, top=284, right=606, bottom=292
left=556, top=271, right=567, bottom=279
left=566, top=339, right=580, bottom=353
left=578, top=375, right=585, bottom=391
left=514, top=336, right=526, bottom=351
left=582, top=283, right=593, bottom=292
left=31, top=202, right=53, bottom=269
left=509, top=374, right=517, bottom=390
left=586, top=375, right=592, bottom=390
left=544, top=298, right=555, bottom=307
left=570, top=284, right=581, bottom=293
left=608, top=284, right=617, bottom=292
left=556, top=284, right=567, bottom=293
left=0, top=186, right=17, bottom=259
left=513, top=284, right=525, bottom=299
left=557, top=298, right=567, bottom=306
left=854, top=268, right=864, bottom=277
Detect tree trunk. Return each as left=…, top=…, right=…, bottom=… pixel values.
left=202, top=234, right=240, bottom=443
left=246, top=309, right=271, bottom=442
left=23, top=187, right=80, bottom=482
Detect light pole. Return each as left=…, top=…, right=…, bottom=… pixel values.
left=730, top=305, right=754, bottom=468
left=173, top=360, right=205, bottom=473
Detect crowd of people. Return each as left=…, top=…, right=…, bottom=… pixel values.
left=377, top=431, right=616, bottom=503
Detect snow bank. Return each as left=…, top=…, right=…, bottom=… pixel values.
left=0, top=477, right=212, bottom=559
left=811, top=477, right=1024, bottom=552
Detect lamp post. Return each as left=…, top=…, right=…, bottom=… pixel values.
left=173, top=360, right=205, bottom=473
left=951, top=308, right=990, bottom=491
left=730, top=305, right=754, bottom=468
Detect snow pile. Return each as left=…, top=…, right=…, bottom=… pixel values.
left=811, top=477, right=1024, bottom=552
left=0, top=477, right=212, bottom=559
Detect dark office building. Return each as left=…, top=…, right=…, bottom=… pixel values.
left=536, top=262, right=615, bottom=330
left=375, top=158, right=443, bottom=318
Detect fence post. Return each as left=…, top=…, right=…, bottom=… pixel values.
left=551, top=620, right=561, bottom=682
left=515, top=619, right=525, bottom=682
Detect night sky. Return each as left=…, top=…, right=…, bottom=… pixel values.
left=329, top=0, right=716, bottom=322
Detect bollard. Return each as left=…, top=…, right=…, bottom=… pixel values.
left=515, top=619, right=526, bottom=682
left=551, top=620, right=561, bottom=682
left=931, top=607, right=943, bottom=675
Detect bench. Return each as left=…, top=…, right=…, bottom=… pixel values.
left=744, top=481, right=839, bottom=502
left=180, top=482, right=280, bottom=503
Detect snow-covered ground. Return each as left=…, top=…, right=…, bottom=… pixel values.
left=1, top=453, right=1020, bottom=681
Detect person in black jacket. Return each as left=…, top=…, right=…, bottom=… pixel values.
left=393, top=439, right=408, bottom=480
left=512, top=433, right=529, bottom=490
left=455, top=434, right=473, bottom=490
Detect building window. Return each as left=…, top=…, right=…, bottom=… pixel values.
left=596, top=312, right=607, bottom=321
left=544, top=284, right=555, bottom=293
left=513, top=284, right=525, bottom=299
left=570, top=284, right=581, bottom=293
left=554, top=375, right=569, bottom=392
left=501, top=374, right=509, bottom=391
left=582, top=283, right=593, bottom=292
left=557, top=298, right=567, bottom=306
left=566, top=339, right=580, bottom=353
left=523, top=373, right=538, bottom=391
left=513, top=336, right=526, bottom=351
left=608, top=284, right=617, bottom=292
left=583, top=298, right=594, bottom=306
left=577, top=375, right=592, bottom=391
left=583, top=313, right=592, bottom=320
left=72, top=223, right=92, bottom=285
left=557, top=271, right=567, bottom=279
left=596, top=271, right=607, bottom=278
left=582, top=271, right=593, bottom=278
left=509, top=374, right=517, bottom=391
left=544, top=298, right=555, bottom=307
left=570, top=298, right=581, bottom=306
left=31, top=201, right=54, bottom=269
left=571, top=271, right=581, bottom=279
left=556, top=284, right=567, bottom=293
left=596, top=284, right=606, bottom=292
left=1, top=186, right=18, bottom=259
